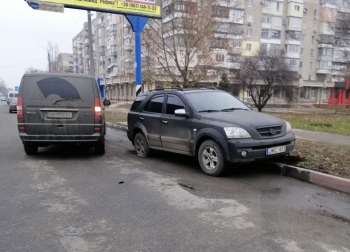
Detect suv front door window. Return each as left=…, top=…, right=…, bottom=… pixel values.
left=161, top=94, right=191, bottom=152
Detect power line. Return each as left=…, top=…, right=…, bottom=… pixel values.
left=59, top=12, right=84, bottom=51
left=0, top=58, right=47, bottom=68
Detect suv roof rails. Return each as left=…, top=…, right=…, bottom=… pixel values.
left=149, top=88, right=184, bottom=92
left=148, top=87, right=216, bottom=92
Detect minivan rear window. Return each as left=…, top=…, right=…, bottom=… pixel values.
left=22, top=76, right=96, bottom=102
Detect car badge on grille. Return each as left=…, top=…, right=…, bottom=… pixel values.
left=269, top=128, right=277, bottom=135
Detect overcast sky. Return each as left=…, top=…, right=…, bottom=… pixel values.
left=0, top=0, right=88, bottom=90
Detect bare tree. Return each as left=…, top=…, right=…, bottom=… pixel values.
left=236, top=50, right=298, bottom=112
left=25, top=67, right=44, bottom=73
left=0, top=77, right=9, bottom=96
left=142, top=0, right=228, bottom=87
left=47, top=41, right=60, bottom=72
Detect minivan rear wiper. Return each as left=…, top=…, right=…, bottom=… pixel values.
left=53, top=98, right=80, bottom=104
left=197, top=109, right=220, bottom=113
left=220, top=108, right=249, bottom=112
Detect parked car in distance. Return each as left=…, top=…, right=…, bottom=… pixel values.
left=0, top=96, right=7, bottom=101
left=9, top=98, right=18, bottom=113
left=17, top=72, right=110, bottom=155
left=127, top=88, right=295, bottom=176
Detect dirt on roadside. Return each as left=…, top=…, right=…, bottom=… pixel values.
left=275, top=139, right=350, bottom=179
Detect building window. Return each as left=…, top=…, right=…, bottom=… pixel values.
left=309, top=88, right=316, bottom=99
left=216, top=54, right=225, bottom=61
left=264, top=1, right=270, bottom=8
left=300, top=61, right=303, bottom=68
left=311, top=49, right=314, bottom=56
left=288, top=45, right=299, bottom=53
left=246, top=44, right=252, bottom=51
left=247, top=14, right=253, bottom=23
left=262, top=16, right=271, bottom=23
left=261, top=43, right=268, bottom=51
left=276, top=2, right=281, bottom=11
left=233, top=39, right=241, bottom=48
left=301, top=48, right=303, bottom=54
left=247, top=29, right=253, bottom=37
left=333, top=88, right=339, bottom=99
left=310, top=62, right=313, bottom=68
left=273, top=17, right=282, bottom=26
left=314, top=10, right=317, bottom=18
left=323, top=89, right=329, bottom=99
left=248, top=0, right=254, bottom=7
left=289, top=59, right=297, bottom=66
left=294, top=5, right=300, bottom=11
left=302, top=34, right=305, bottom=42
left=312, top=36, right=315, bottom=44
left=261, top=29, right=269, bottom=38
left=346, top=89, right=350, bottom=99
left=290, top=18, right=302, bottom=28
left=303, top=21, right=306, bottom=29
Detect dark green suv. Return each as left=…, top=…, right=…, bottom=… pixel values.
left=127, top=88, right=295, bottom=176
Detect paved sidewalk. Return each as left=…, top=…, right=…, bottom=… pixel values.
left=293, top=129, right=350, bottom=146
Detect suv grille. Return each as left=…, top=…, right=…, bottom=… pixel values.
left=256, top=126, right=282, bottom=137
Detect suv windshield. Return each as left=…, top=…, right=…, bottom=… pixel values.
left=185, top=91, right=249, bottom=112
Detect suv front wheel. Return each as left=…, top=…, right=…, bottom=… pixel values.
left=198, top=140, right=225, bottom=176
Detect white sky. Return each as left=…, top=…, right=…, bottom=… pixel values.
left=0, top=0, right=88, bottom=90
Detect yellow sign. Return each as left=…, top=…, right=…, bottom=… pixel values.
left=40, top=0, right=162, bottom=18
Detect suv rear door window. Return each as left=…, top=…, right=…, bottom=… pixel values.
left=144, top=95, right=164, bottom=113
left=166, top=95, right=185, bottom=115
left=130, top=95, right=146, bottom=111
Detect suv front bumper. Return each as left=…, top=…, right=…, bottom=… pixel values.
left=226, top=132, right=295, bottom=163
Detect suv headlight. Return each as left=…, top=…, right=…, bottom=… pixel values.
left=224, top=127, right=251, bottom=139
left=286, top=121, right=292, bottom=132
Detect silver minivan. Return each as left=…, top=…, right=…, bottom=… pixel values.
left=17, top=73, right=110, bottom=155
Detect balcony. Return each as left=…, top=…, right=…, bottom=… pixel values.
left=109, top=50, right=118, bottom=56
left=316, top=68, right=331, bottom=74
left=123, top=43, right=133, bottom=51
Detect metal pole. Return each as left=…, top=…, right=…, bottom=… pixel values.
left=87, top=11, right=95, bottom=77
left=125, top=15, right=148, bottom=97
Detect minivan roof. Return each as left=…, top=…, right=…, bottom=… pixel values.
left=23, top=72, right=93, bottom=79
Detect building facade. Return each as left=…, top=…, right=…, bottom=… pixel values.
left=56, top=53, right=73, bottom=73
left=71, top=0, right=350, bottom=104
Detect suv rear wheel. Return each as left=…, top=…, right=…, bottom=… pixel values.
left=24, top=145, right=38, bottom=155
left=134, top=133, right=150, bottom=158
left=198, top=140, right=225, bottom=176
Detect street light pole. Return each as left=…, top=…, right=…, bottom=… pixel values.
left=87, top=11, right=95, bottom=78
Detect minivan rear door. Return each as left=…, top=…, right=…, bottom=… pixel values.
left=22, top=75, right=97, bottom=136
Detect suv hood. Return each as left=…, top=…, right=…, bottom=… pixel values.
left=200, top=110, right=286, bottom=128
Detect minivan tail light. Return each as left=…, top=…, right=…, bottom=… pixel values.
left=95, top=98, right=102, bottom=120
left=17, top=96, right=23, bottom=119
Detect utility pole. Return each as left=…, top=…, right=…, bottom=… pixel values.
left=39, top=45, right=51, bottom=72
left=87, top=11, right=95, bottom=77
left=47, top=51, right=51, bottom=72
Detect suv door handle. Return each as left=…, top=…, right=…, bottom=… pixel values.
left=139, top=117, right=144, bottom=120
left=162, top=120, right=168, bottom=124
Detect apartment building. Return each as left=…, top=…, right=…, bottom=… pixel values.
left=72, top=0, right=350, bottom=104
left=56, top=53, right=73, bottom=73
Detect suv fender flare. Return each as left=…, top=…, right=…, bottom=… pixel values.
left=193, top=128, right=230, bottom=162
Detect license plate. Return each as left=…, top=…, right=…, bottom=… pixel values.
left=47, top=112, right=72, bottom=119
left=266, top=146, right=286, bottom=155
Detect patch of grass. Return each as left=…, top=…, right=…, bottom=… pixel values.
left=105, top=110, right=128, bottom=123
left=118, top=103, right=132, bottom=109
left=266, top=112, right=350, bottom=136
left=275, top=139, right=350, bottom=179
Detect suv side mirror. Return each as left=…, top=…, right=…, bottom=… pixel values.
left=175, top=109, right=189, bottom=117
left=103, top=99, right=111, bottom=106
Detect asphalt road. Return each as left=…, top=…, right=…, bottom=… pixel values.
left=0, top=102, right=349, bottom=252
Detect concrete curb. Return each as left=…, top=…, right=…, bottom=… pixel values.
left=106, top=122, right=127, bottom=132
left=271, top=162, right=350, bottom=194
